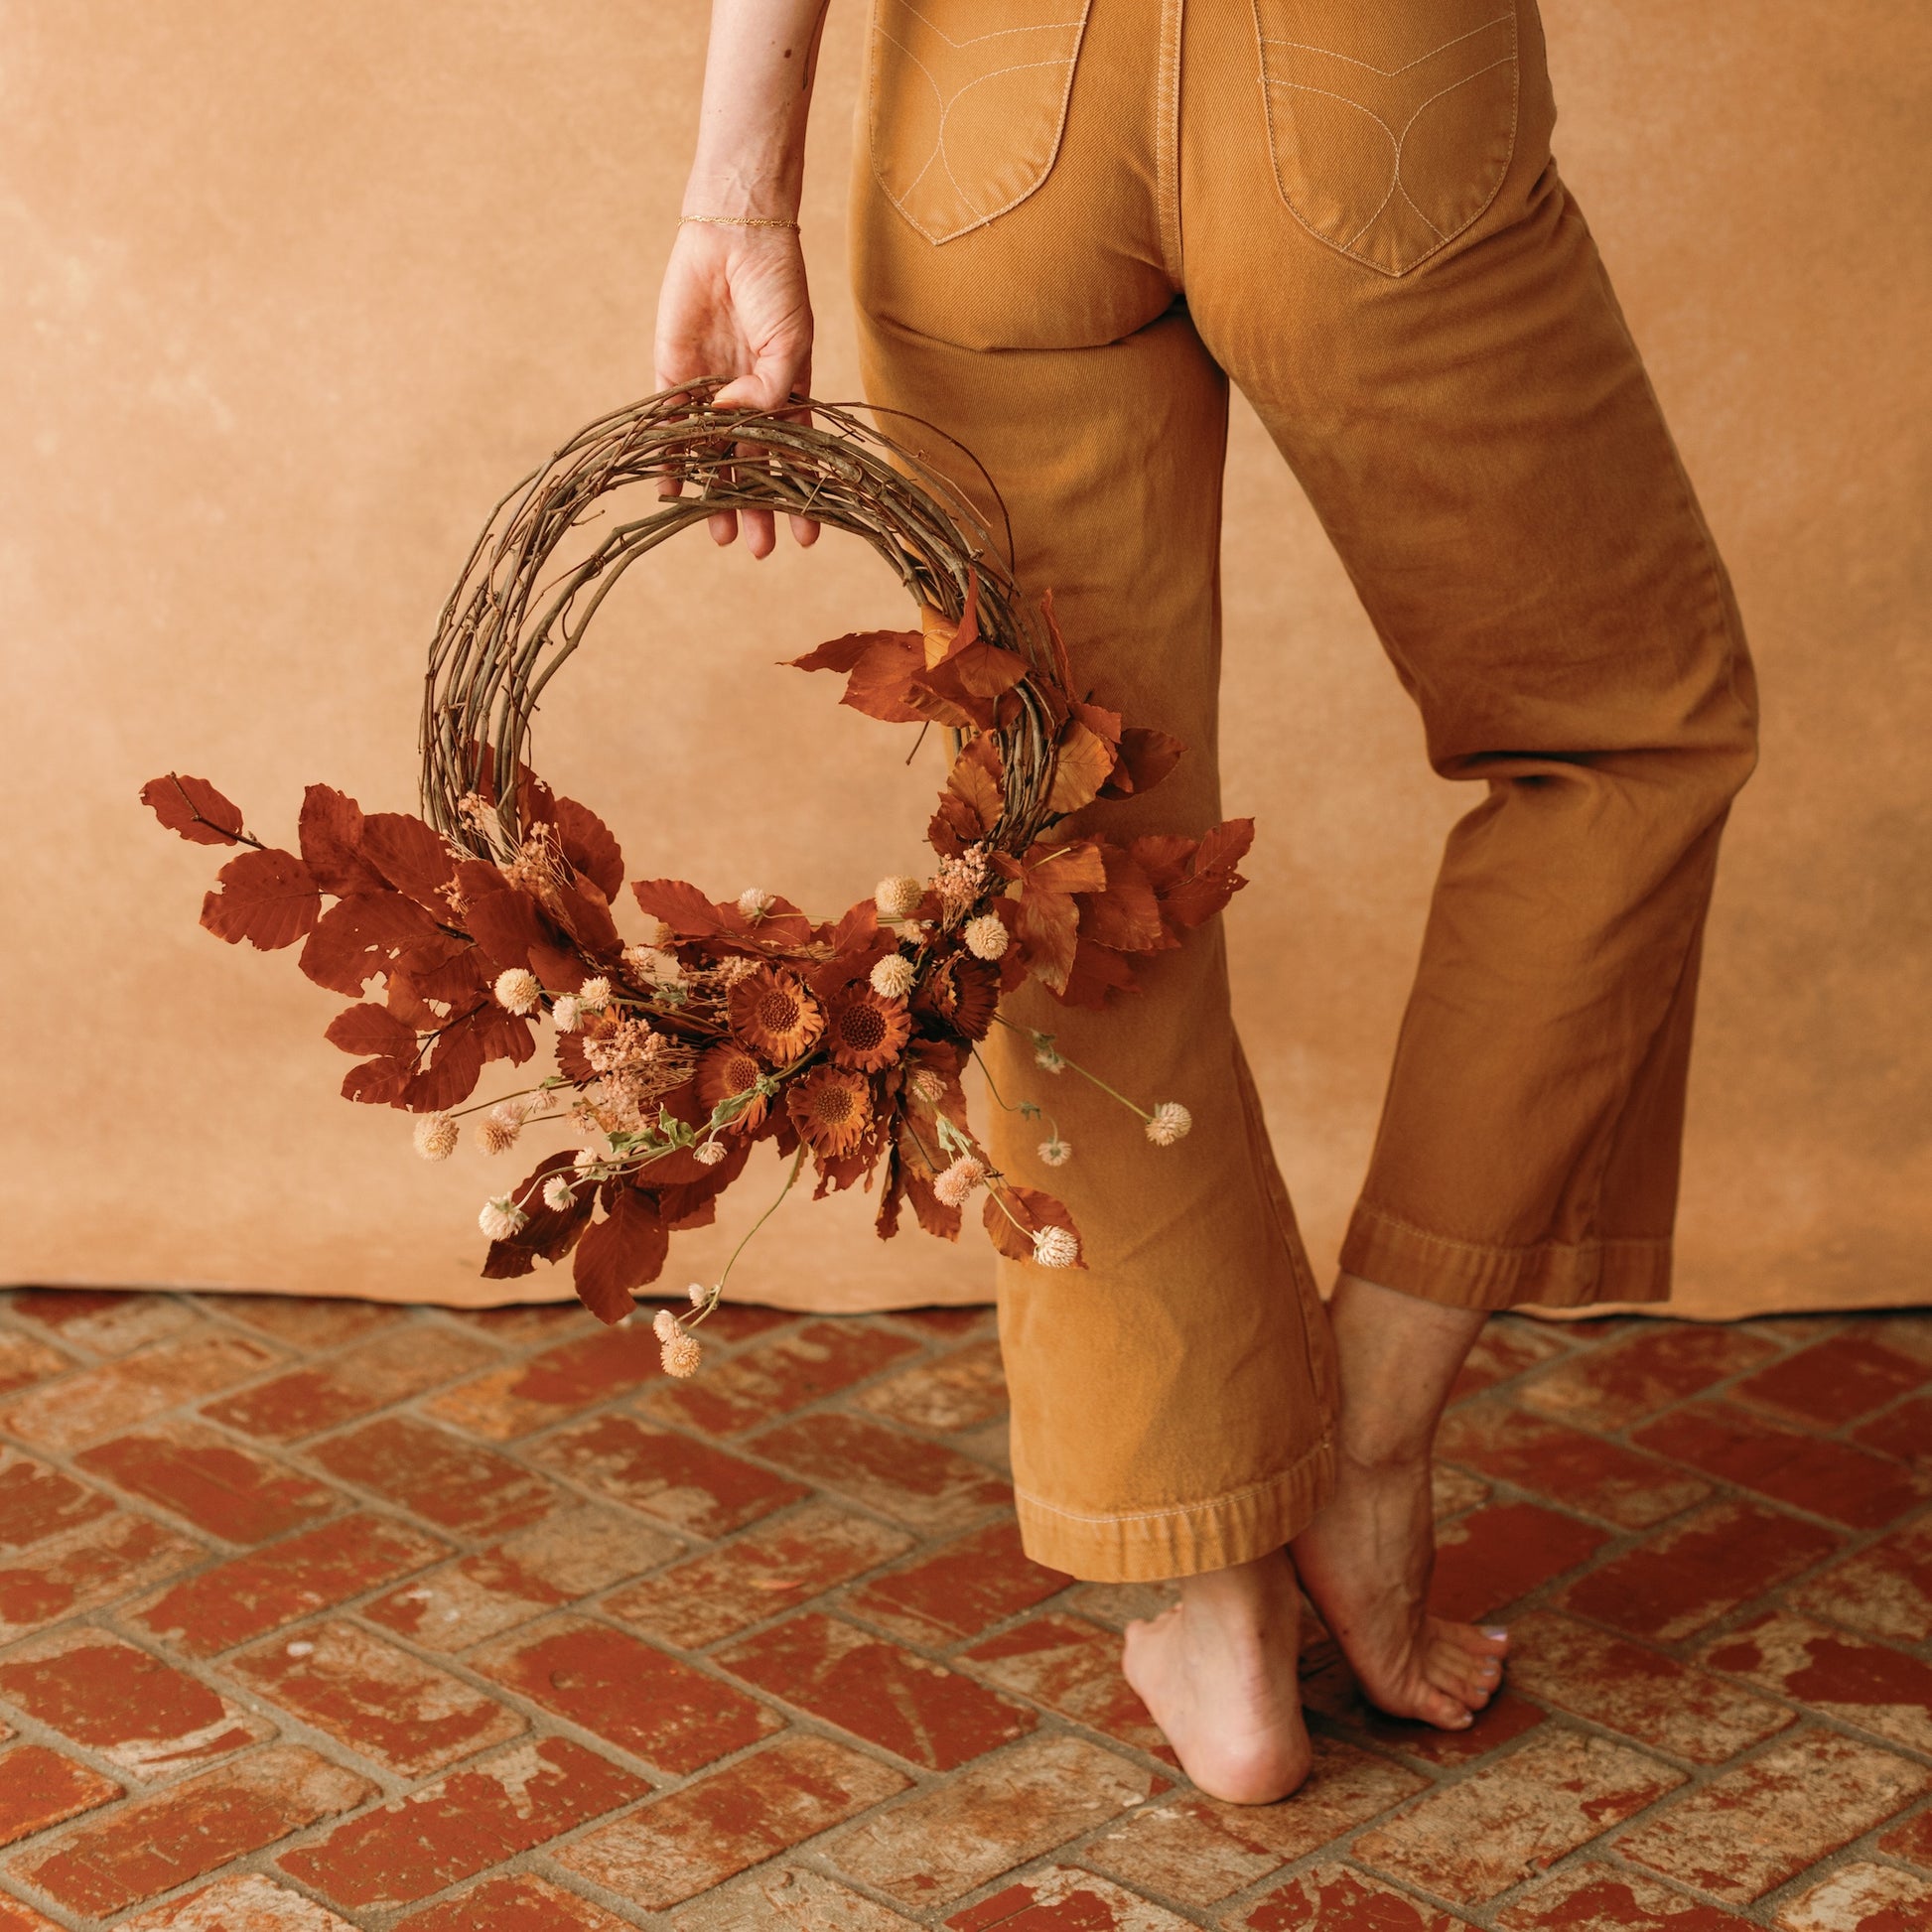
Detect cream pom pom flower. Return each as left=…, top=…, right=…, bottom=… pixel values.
left=687, top=1281, right=710, bottom=1307
left=478, top=1195, right=526, bottom=1241
left=1033, top=1225, right=1080, bottom=1268
left=931, top=1155, right=987, bottom=1208
left=572, top=1147, right=600, bottom=1172
left=577, top=975, right=613, bottom=1010
left=413, top=1114, right=459, bottom=1161
left=622, top=943, right=681, bottom=986
left=737, top=887, right=775, bottom=920
left=1145, top=1101, right=1192, bottom=1147
left=693, top=1140, right=728, bottom=1167
left=660, top=1328, right=702, bottom=1377
left=962, top=912, right=1009, bottom=961
left=652, top=1307, right=679, bottom=1341
left=908, top=1067, right=946, bottom=1106
left=476, top=1103, right=525, bottom=1157
left=542, top=1174, right=575, bottom=1211
left=870, top=953, right=916, bottom=1000
left=1037, top=1137, right=1072, bottom=1168
left=493, top=967, right=541, bottom=1016
left=874, top=875, right=923, bottom=921
left=550, top=995, right=583, bottom=1034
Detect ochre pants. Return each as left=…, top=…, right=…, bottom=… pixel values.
left=849, top=0, right=1758, bottom=1580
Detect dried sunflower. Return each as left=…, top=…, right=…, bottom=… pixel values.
left=824, top=984, right=911, bottom=1073
left=786, top=1064, right=875, bottom=1158
left=696, top=1041, right=768, bottom=1133
left=728, top=964, right=823, bottom=1063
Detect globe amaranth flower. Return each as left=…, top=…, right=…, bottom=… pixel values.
left=737, top=887, right=775, bottom=920
left=577, top=975, right=613, bottom=1010
left=476, top=1104, right=524, bottom=1157
left=870, top=953, right=917, bottom=1000
left=414, top=1114, right=460, bottom=1161
left=931, top=1155, right=987, bottom=1207
left=697, top=1041, right=770, bottom=1133
left=1033, top=1225, right=1080, bottom=1268
left=550, top=994, right=584, bottom=1033
left=693, top=1140, right=728, bottom=1167
left=1037, top=1137, right=1072, bottom=1168
left=786, top=1064, right=875, bottom=1158
left=825, top=984, right=911, bottom=1073
left=729, top=965, right=823, bottom=1062
left=1145, top=1101, right=1192, bottom=1147
left=660, top=1327, right=702, bottom=1376
left=908, top=1067, right=947, bottom=1106
left=542, top=1174, right=575, bottom=1211
left=479, top=1195, right=526, bottom=1241
left=493, top=967, right=541, bottom=1016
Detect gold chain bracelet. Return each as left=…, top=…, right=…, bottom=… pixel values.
left=678, top=212, right=800, bottom=231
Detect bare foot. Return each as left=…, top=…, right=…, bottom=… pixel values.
left=1120, top=1551, right=1312, bottom=1805
left=1292, top=1445, right=1508, bottom=1730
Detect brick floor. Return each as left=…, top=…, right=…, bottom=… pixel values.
left=0, top=1292, right=1927, bottom=1927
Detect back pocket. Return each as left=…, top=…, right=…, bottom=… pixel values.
left=868, top=0, right=1093, bottom=245
left=1251, top=0, right=1519, bottom=276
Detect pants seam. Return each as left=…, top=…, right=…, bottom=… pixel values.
left=1013, top=1433, right=1331, bottom=1528
left=1350, top=1200, right=1670, bottom=1261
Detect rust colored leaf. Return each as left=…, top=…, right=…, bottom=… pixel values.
left=573, top=1187, right=669, bottom=1323
left=1161, top=817, right=1256, bottom=929
left=464, top=885, right=547, bottom=968
left=142, top=773, right=245, bottom=845
left=361, top=812, right=457, bottom=911
left=552, top=795, right=625, bottom=900
left=342, top=1057, right=413, bottom=1105
left=200, top=848, right=322, bottom=950
left=299, top=893, right=443, bottom=997
left=904, top=1167, right=962, bottom=1242
left=1100, top=727, right=1186, bottom=799
left=324, top=1003, right=416, bottom=1058
left=982, top=1184, right=1084, bottom=1267
left=1045, top=720, right=1119, bottom=816
left=483, top=1151, right=595, bottom=1279
left=398, top=1020, right=486, bottom=1114
left=1078, top=845, right=1167, bottom=953
left=1068, top=700, right=1123, bottom=747
left=633, top=877, right=733, bottom=938
left=1059, top=939, right=1142, bottom=1010
left=944, top=734, right=1005, bottom=839
left=842, top=630, right=930, bottom=726
left=297, top=784, right=384, bottom=894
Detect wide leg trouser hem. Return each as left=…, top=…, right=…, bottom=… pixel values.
left=1013, top=1434, right=1336, bottom=1584
left=1340, top=1202, right=1674, bottom=1312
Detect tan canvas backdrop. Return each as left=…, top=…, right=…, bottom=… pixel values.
left=3, top=3, right=1926, bottom=1317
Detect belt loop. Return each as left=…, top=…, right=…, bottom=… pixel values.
left=1156, top=0, right=1185, bottom=281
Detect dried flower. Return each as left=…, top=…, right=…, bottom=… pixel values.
left=917, top=952, right=999, bottom=1040
left=935, top=842, right=990, bottom=915
left=413, top=1114, right=459, bottom=1161
left=1034, top=1038, right=1066, bottom=1073
left=622, top=943, right=681, bottom=986
left=729, top=965, right=823, bottom=1061
left=1037, top=1138, right=1072, bottom=1168
left=476, top=1105, right=523, bottom=1156
left=660, top=1327, right=702, bottom=1377
left=694, top=1140, right=728, bottom=1167
left=962, top=912, right=1009, bottom=961
left=870, top=953, right=916, bottom=999
left=479, top=1195, right=525, bottom=1241
left=638, top=916, right=675, bottom=949
left=493, top=967, right=541, bottom=1016
left=737, top=887, right=775, bottom=920
left=542, top=1174, right=575, bottom=1211
left=550, top=994, right=584, bottom=1033
left=1146, top=1102, right=1192, bottom=1147
left=932, top=1155, right=987, bottom=1207
left=875, top=875, right=923, bottom=921
left=652, top=1307, right=679, bottom=1340
left=1033, top=1225, right=1080, bottom=1268
left=908, top=1067, right=947, bottom=1106
left=572, top=1147, right=600, bottom=1172
left=687, top=1281, right=709, bottom=1307
left=578, top=975, right=613, bottom=1010
left=697, top=1041, right=770, bottom=1133
left=786, top=1064, right=875, bottom=1157
left=825, top=985, right=912, bottom=1072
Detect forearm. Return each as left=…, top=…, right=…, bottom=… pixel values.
left=684, top=0, right=829, bottom=221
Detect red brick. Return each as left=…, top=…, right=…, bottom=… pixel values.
left=309, top=1416, right=557, bottom=1537
left=0, top=1743, right=120, bottom=1846
left=0, top=1446, right=113, bottom=1553
left=1432, top=1463, right=1492, bottom=1521
left=1559, top=1497, right=1842, bottom=1641
left=127, top=1511, right=448, bottom=1657
left=1448, top=1319, right=1568, bottom=1403
left=1438, top=1401, right=1712, bottom=1529
left=392, top=1872, right=632, bottom=1932
left=854, top=1337, right=1010, bottom=1434
left=116, top=1871, right=358, bottom=1930
left=948, top=1865, right=1194, bottom=1929
left=1351, top=1728, right=1684, bottom=1903
left=646, top=1320, right=922, bottom=1437
left=0, top=1333, right=280, bottom=1451
left=365, top=1504, right=681, bottom=1650
left=230, top=1619, right=526, bottom=1775
left=1518, top=1323, right=1779, bottom=1435
left=1430, top=1501, right=1609, bottom=1621
left=1702, top=1608, right=1932, bottom=1755
left=530, top=1413, right=807, bottom=1537
left=421, top=1323, right=670, bottom=1439
left=962, top=1613, right=1172, bottom=1759
left=8, top=1290, right=204, bottom=1355
left=202, top=1327, right=498, bottom=1442
left=1505, top=1610, right=1792, bottom=1762
left=828, top=1733, right=1163, bottom=1906
left=721, top=1611, right=1035, bottom=1768
left=670, top=1865, right=923, bottom=1930
left=0, top=1628, right=268, bottom=1776
left=1633, top=1401, right=1929, bottom=1529
left=607, top=1500, right=909, bottom=1650
left=1787, top=1512, right=1932, bottom=1643
left=0, top=1903, right=60, bottom=1932
left=471, top=1613, right=781, bottom=1772
left=1618, top=1727, right=1932, bottom=1903
left=749, top=1413, right=1012, bottom=1532
left=1492, top=1860, right=1757, bottom=1930
left=852, top=1518, right=1070, bottom=1647
left=1232, top=1863, right=1475, bottom=1931
left=1856, top=1395, right=1932, bottom=1464
left=1084, top=1734, right=1426, bottom=1906
left=1734, top=1330, right=1930, bottom=1430
left=12, top=1744, right=370, bottom=1917
left=0, top=1332, right=72, bottom=1396
left=554, top=1732, right=909, bottom=1910
left=890, top=1306, right=996, bottom=1337
left=278, top=1736, right=646, bottom=1910
left=1878, top=1804, right=1932, bottom=1868
left=0, top=1511, right=205, bottom=1642
left=76, top=1422, right=341, bottom=1545
left=1773, top=1860, right=1932, bottom=1932
left=198, top=1294, right=406, bottom=1348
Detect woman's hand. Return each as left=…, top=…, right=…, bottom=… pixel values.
left=653, top=218, right=818, bottom=559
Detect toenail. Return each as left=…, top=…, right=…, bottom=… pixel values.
left=1482, top=1626, right=1509, bottom=1641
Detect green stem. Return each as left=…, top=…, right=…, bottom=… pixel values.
left=988, top=1015, right=1152, bottom=1121
left=695, top=1143, right=807, bottom=1323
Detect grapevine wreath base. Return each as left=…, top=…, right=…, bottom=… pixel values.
left=145, top=381, right=1252, bottom=1376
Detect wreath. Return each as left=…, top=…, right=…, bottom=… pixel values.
left=144, top=381, right=1253, bottom=1375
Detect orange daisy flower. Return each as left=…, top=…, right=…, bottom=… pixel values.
left=728, top=964, right=823, bottom=1063
left=825, top=984, right=912, bottom=1073
left=916, top=952, right=1001, bottom=1041
left=786, top=1064, right=875, bottom=1158
left=696, top=1041, right=768, bottom=1133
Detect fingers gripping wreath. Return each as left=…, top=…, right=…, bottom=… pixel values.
left=144, top=381, right=1252, bottom=1375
